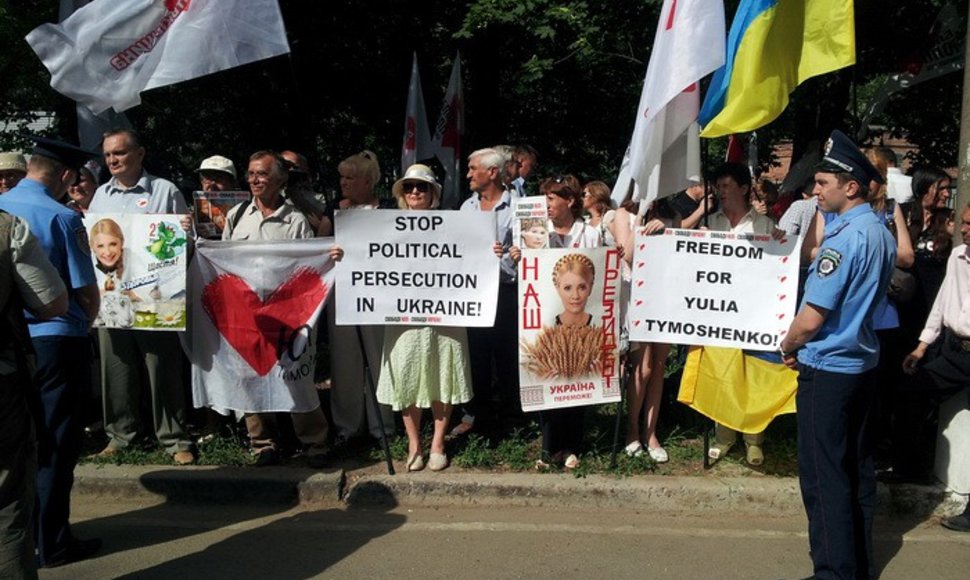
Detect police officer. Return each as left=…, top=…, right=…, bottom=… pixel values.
left=0, top=212, right=67, bottom=579
left=779, top=130, right=896, bottom=580
left=0, top=136, right=103, bottom=568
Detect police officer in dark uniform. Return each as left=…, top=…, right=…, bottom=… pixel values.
left=0, top=212, right=67, bottom=579
left=0, top=137, right=102, bottom=568
left=779, top=130, right=896, bottom=580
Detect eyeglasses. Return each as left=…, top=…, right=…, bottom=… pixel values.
left=403, top=181, right=430, bottom=194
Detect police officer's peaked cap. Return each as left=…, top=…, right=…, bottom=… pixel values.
left=815, top=130, right=885, bottom=186
left=27, top=135, right=100, bottom=172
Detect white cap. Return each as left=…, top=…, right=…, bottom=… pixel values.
left=196, top=155, right=237, bottom=180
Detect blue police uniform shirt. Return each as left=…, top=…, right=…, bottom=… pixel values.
left=0, top=178, right=97, bottom=337
left=821, top=206, right=899, bottom=330
left=798, top=203, right=896, bottom=373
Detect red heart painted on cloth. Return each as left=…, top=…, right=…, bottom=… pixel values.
left=634, top=320, right=641, bottom=327
left=635, top=300, right=643, bottom=306
left=779, top=238, right=787, bottom=245
left=781, top=256, right=789, bottom=263
left=637, top=261, right=645, bottom=269
left=638, top=244, right=646, bottom=251
left=779, top=330, right=787, bottom=336
left=778, top=294, right=787, bottom=301
left=636, top=280, right=645, bottom=287
left=201, top=267, right=328, bottom=376
left=777, top=314, right=785, bottom=320
left=779, top=276, right=787, bottom=283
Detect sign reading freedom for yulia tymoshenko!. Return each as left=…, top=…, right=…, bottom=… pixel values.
left=629, top=228, right=802, bottom=350
left=335, top=210, right=500, bottom=326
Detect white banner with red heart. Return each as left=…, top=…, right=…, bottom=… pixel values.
left=629, top=228, right=801, bottom=350
left=187, top=238, right=336, bottom=414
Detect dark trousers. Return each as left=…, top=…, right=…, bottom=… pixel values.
left=31, top=336, right=91, bottom=566
left=540, top=406, right=586, bottom=458
left=0, top=367, right=37, bottom=580
left=796, top=365, right=876, bottom=580
left=891, top=330, right=970, bottom=476
left=465, top=284, right=521, bottom=429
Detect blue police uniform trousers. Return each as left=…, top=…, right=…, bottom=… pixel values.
left=796, top=364, right=877, bottom=580
left=31, top=336, right=91, bottom=566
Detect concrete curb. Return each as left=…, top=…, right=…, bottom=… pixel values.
left=73, top=464, right=967, bottom=517
left=343, top=473, right=966, bottom=517
left=74, top=464, right=344, bottom=505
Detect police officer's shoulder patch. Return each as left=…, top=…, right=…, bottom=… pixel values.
left=817, top=247, right=842, bottom=278
left=75, top=226, right=90, bottom=255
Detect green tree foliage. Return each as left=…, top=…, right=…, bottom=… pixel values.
left=0, top=0, right=965, bottom=194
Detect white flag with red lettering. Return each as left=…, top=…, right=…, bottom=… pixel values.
left=401, top=53, right=433, bottom=174
left=432, top=53, right=465, bottom=209
left=187, top=239, right=335, bottom=414
left=624, top=0, right=725, bottom=205
left=27, top=0, right=290, bottom=114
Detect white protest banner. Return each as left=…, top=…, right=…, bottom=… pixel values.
left=512, top=197, right=549, bottom=250
left=192, top=190, right=250, bottom=239
left=518, top=248, right=622, bottom=411
left=629, top=228, right=801, bottom=350
left=335, top=209, right=499, bottom=326
left=188, top=238, right=336, bottom=414
left=27, top=0, right=290, bottom=114
left=84, top=213, right=187, bottom=330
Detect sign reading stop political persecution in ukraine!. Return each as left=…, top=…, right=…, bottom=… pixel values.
left=84, top=213, right=188, bottom=330
left=518, top=248, right=622, bottom=411
left=334, top=210, right=500, bottom=326
left=629, top=228, right=802, bottom=350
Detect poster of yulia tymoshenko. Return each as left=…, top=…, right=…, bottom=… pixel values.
left=518, top=247, right=622, bottom=411
left=85, top=213, right=188, bottom=330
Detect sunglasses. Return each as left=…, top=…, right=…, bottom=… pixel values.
left=403, top=181, right=430, bottom=194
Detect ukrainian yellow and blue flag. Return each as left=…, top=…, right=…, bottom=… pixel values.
left=678, top=346, right=797, bottom=434
left=699, top=0, right=856, bottom=138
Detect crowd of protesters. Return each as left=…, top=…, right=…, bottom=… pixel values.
left=1, top=128, right=969, bottom=576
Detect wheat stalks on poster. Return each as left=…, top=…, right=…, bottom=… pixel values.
left=521, top=325, right=603, bottom=380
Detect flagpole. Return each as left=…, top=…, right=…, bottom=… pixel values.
left=609, top=358, right=632, bottom=469
left=354, top=326, right=395, bottom=475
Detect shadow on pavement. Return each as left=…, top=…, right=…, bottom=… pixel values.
left=872, top=483, right=948, bottom=577
left=69, top=469, right=405, bottom=578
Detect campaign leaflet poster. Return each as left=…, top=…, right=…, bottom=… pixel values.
left=518, top=247, right=622, bottom=411
left=85, top=213, right=188, bottom=331
left=193, top=190, right=250, bottom=239
left=512, top=197, right=549, bottom=250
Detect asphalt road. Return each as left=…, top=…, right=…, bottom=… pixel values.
left=40, top=497, right=970, bottom=579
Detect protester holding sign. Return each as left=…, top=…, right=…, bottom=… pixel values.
left=375, top=165, right=473, bottom=472
left=88, top=129, right=195, bottom=466
left=220, top=150, right=338, bottom=468
left=611, top=200, right=678, bottom=463
left=705, top=162, right=780, bottom=466
left=328, top=151, right=397, bottom=445
left=454, top=148, right=519, bottom=438
left=533, top=175, right=603, bottom=469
